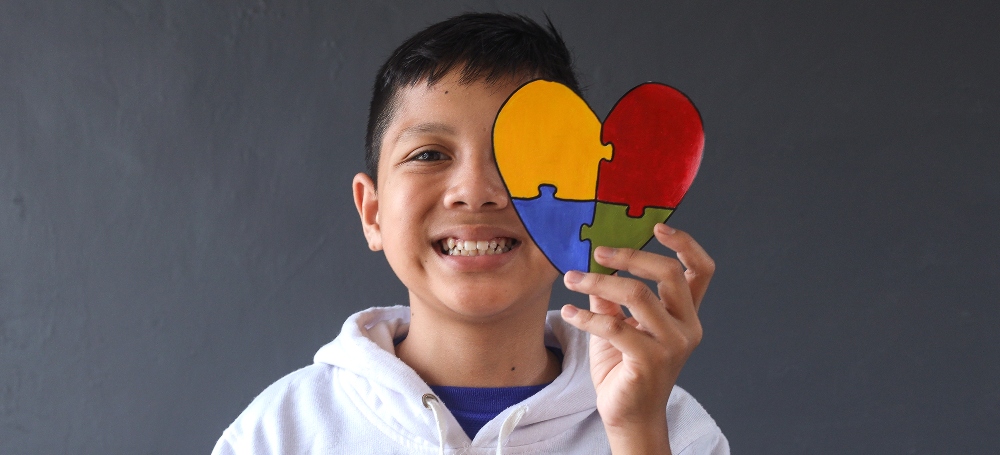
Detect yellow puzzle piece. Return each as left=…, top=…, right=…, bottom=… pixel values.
left=493, top=80, right=613, bottom=201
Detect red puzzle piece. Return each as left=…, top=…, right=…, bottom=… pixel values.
left=597, top=83, right=704, bottom=217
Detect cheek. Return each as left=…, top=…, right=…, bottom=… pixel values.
left=379, top=198, right=432, bottom=255
left=378, top=231, right=430, bottom=291
left=380, top=187, right=425, bottom=226
left=528, top=245, right=561, bottom=279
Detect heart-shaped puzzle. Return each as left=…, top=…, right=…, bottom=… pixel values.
left=493, top=80, right=704, bottom=274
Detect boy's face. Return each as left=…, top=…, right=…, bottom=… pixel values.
left=353, top=69, right=560, bottom=320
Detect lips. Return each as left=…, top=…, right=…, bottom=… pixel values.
left=439, top=237, right=518, bottom=256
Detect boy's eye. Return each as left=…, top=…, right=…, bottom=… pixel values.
left=411, top=150, right=446, bottom=161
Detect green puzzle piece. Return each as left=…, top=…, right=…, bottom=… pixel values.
left=580, top=202, right=674, bottom=274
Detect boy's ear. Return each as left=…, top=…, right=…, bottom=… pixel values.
left=352, top=172, right=383, bottom=251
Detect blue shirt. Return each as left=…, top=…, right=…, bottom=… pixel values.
left=429, top=383, right=549, bottom=439
left=394, top=336, right=564, bottom=439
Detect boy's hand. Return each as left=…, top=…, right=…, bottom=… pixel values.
left=561, top=224, right=714, bottom=454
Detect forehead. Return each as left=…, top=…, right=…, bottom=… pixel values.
left=395, top=74, right=523, bottom=117
left=379, top=72, right=527, bottom=157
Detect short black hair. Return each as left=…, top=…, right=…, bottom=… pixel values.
left=364, top=13, right=580, bottom=184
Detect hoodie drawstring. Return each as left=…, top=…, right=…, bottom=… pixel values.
left=422, top=393, right=449, bottom=455
left=495, top=404, right=527, bottom=455
left=422, top=393, right=529, bottom=455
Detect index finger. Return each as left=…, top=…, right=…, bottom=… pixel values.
left=588, top=246, right=697, bottom=324
left=653, top=224, right=715, bottom=310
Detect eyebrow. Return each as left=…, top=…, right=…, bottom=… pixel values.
left=394, top=122, right=457, bottom=144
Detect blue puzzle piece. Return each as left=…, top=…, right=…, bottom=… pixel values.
left=511, top=185, right=594, bottom=274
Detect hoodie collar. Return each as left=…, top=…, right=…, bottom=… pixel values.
left=313, top=306, right=598, bottom=450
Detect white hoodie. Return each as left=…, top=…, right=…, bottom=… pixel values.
left=213, top=306, right=729, bottom=454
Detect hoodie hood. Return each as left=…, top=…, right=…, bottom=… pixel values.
left=313, top=305, right=598, bottom=450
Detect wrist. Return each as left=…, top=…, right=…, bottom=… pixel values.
left=605, top=416, right=671, bottom=455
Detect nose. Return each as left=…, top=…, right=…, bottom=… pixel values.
left=443, top=149, right=510, bottom=210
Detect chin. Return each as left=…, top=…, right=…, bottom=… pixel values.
left=439, top=285, right=552, bottom=321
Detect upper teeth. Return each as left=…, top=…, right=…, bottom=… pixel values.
left=442, top=237, right=516, bottom=256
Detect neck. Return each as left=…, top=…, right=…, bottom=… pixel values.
left=396, top=294, right=561, bottom=388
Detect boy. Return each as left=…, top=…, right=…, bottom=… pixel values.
left=214, top=13, right=728, bottom=454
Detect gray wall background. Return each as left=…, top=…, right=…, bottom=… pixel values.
left=2, top=0, right=997, bottom=453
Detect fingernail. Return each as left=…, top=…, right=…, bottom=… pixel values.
left=594, top=246, right=615, bottom=259
left=657, top=223, right=676, bottom=235
left=564, top=270, right=584, bottom=284
left=561, top=305, right=579, bottom=318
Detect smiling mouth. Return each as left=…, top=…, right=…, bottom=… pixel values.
left=439, top=237, right=519, bottom=256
